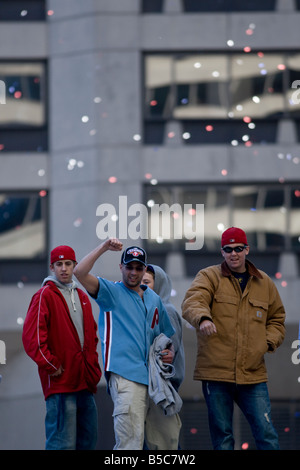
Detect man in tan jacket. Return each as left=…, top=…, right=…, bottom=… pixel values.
left=182, top=227, right=285, bottom=450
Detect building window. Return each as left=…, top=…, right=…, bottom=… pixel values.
left=142, top=0, right=164, bottom=13
left=0, top=190, right=48, bottom=283
left=0, top=1, right=46, bottom=21
left=142, top=0, right=276, bottom=13
left=0, top=61, right=47, bottom=151
left=182, top=0, right=276, bottom=12
left=144, top=52, right=300, bottom=144
left=144, top=183, right=300, bottom=253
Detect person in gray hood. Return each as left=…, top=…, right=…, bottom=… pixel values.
left=143, top=265, right=185, bottom=391
left=142, top=264, right=185, bottom=449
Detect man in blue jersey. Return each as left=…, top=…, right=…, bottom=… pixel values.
left=74, top=238, right=175, bottom=450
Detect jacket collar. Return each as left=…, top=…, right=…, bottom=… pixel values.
left=221, top=259, right=263, bottom=279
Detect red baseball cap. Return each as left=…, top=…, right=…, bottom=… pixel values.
left=221, top=227, right=248, bottom=247
left=50, top=245, right=77, bottom=264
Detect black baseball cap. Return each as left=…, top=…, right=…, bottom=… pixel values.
left=121, top=246, right=147, bottom=266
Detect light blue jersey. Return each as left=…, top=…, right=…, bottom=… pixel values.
left=94, top=277, right=175, bottom=385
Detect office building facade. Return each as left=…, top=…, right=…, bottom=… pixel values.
left=0, top=0, right=300, bottom=449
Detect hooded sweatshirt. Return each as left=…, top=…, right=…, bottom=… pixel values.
left=22, top=276, right=101, bottom=399
left=43, top=275, right=84, bottom=347
left=148, top=333, right=183, bottom=416
left=150, top=265, right=185, bottom=391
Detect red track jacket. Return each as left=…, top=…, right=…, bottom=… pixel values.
left=22, top=281, right=102, bottom=399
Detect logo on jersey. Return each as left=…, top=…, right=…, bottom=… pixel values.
left=151, top=308, right=159, bottom=329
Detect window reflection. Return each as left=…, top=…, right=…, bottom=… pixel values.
left=145, top=54, right=229, bottom=119
left=142, top=0, right=276, bottom=13
left=287, top=54, right=300, bottom=118
left=290, top=187, right=300, bottom=248
left=146, top=186, right=183, bottom=247
left=145, top=55, right=173, bottom=118
left=0, top=1, right=45, bottom=21
left=0, top=192, right=47, bottom=259
left=230, top=54, right=285, bottom=119
left=144, top=52, right=300, bottom=143
left=145, top=185, right=229, bottom=251
left=183, top=187, right=229, bottom=250
left=231, top=186, right=286, bottom=250
left=144, top=184, right=299, bottom=253
left=182, top=0, right=276, bottom=12
left=145, top=52, right=300, bottom=120
left=174, top=55, right=228, bottom=119
left=0, top=62, right=46, bottom=127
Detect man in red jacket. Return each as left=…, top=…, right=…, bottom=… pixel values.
left=22, top=245, right=102, bottom=450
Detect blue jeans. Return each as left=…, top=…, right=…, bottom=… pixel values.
left=202, top=381, right=279, bottom=450
left=45, top=390, right=98, bottom=450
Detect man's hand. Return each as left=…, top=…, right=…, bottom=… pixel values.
left=104, top=238, right=123, bottom=252
left=161, top=345, right=175, bottom=364
left=199, top=319, right=217, bottom=336
left=51, top=365, right=64, bottom=377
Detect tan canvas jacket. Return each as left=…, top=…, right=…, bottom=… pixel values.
left=182, top=260, right=285, bottom=384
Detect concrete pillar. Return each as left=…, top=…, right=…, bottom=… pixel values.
left=278, top=252, right=299, bottom=278
left=277, top=119, right=297, bottom=144
left=276, top=0, right=296, bottom=11
left=163, top=0, right=182, bottom=12
left=165, top=251, right=186, bottom=278
left=164, top=121, right=183, bottom=146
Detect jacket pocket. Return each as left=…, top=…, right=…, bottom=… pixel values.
left=210, top=294, right=239, bottom=344
left=212, top=294, right=238, bottom=320
left=248, top=298, right=268, bottom=323
left=84, top=355, right=102, bottom=389
left=245, top=299, right=268, bottom=371
left=214, top=294, right=238, bottom=305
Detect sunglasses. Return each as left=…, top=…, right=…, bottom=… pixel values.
left=124, top=265, right=145, bottom=272
left=222, top=245, right=248, bottom=253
